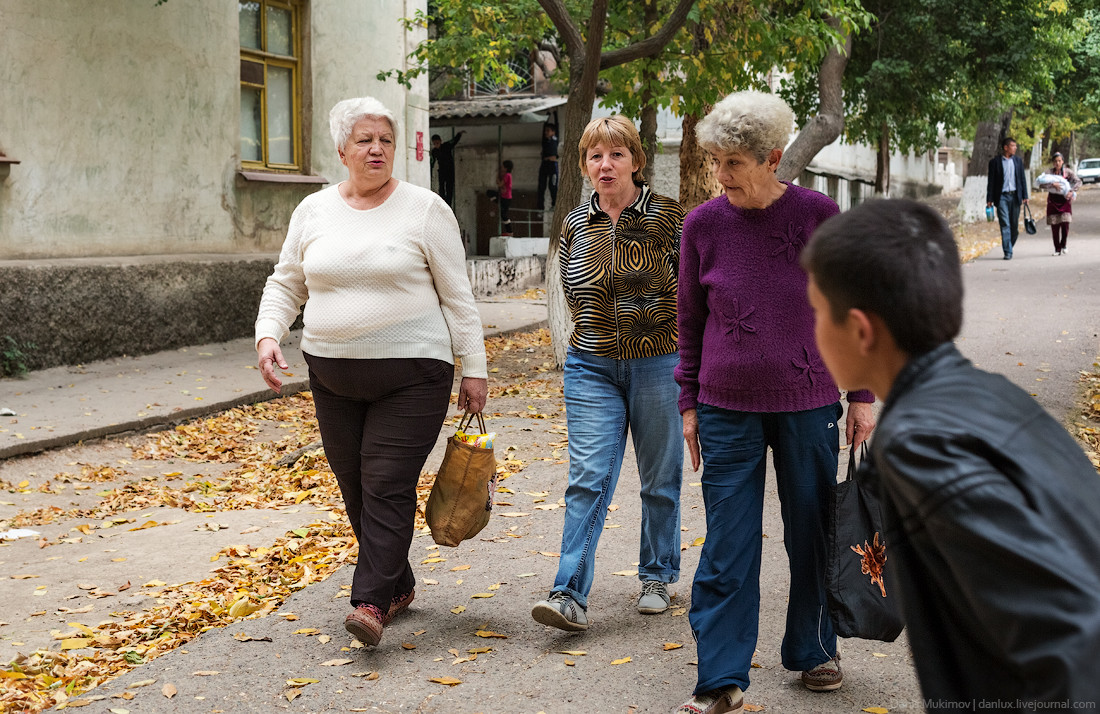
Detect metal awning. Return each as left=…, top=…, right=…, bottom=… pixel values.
left=430, top=95, right=567, bottom=127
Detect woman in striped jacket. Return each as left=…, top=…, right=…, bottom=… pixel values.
left=531, top=115, right=686, bottom=632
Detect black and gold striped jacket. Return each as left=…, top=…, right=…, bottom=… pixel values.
left=559, top=184, right=685, bottom=359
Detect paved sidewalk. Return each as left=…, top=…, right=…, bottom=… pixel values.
left=0, top=298, right=547, bottom=460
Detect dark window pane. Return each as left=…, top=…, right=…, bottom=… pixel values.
left=240, top=86, right=263, bottom=162
left=240, top=59, right=264, bottom=85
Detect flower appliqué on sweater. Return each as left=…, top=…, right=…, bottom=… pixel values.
left=770, top=222, right=806, bottom=263
left=719, top=299, right=756, bottom=342
left=792, top=346, right=827, bottom=386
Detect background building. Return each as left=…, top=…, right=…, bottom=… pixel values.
left=0, top=0, right=428, bottom=370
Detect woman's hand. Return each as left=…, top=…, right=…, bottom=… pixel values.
left=457, top=377, right=488, bottom=414
left=257, top=337, right=288, bottom=394
left=846, top=401, right=876, bottom=450
left=682, top=408, right=701, bottom=472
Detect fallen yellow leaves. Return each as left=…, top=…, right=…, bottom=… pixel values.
left=429, top=676, right=462, bottom=686
left=663, top=643, right=683, bottom=651
left=610, top=657, right=632, bottom=665
left=475, top=629, right=509, bottom=639
left=863, top=708, right=890, bottom=714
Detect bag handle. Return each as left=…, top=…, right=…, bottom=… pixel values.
left=458, top=411, right=487, bottom=434
left=844, top=442, right=869, bottom=481
left=1023, top=203, right=1034, bottom=221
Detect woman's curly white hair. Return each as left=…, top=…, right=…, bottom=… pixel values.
left=695, top=90, right=794, bottom=163
left=329, top=97, right=399, bottom=152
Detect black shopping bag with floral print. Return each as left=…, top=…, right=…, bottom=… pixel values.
left=826, top=443, right=904, bottom=641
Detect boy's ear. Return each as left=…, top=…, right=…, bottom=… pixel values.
left=848, top=308, right=878, bottom=356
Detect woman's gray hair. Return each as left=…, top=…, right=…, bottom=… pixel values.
left=329, top=97, right=399, bottom=151
left=695, top=90, right=795, bottom=163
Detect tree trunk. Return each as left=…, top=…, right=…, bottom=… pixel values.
left=966, top=110, right=1013, bottom=176
left=638, top=0, right=659, bottom=185
left=640, top=102, right=658, bottom=185
left=1050, top=134, right=1073, bottom=164
left=875, top=124, right=890, bottom=196
left=537, top=0, right=694, bottom=367
left=544, top=2, right=608, bottom=368
left=959, top=109, right=1013, bottom=222
left=679, top=111, right=721, bottom=210
left=777, top=19, right=851, bottom=181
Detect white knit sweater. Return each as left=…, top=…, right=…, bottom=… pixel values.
left=255, top=181, right=487, bottom=378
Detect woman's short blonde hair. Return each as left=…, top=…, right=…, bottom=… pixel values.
left=577, top=115, right=646, bottom=184
left=329, top=97, right=399, bottom=152
left=695, top=90, right=794, bottom=163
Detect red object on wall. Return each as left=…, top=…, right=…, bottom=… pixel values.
left=416, top=131, right=424, bottom=161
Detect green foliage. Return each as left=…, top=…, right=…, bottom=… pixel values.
left=783, top=0, right=1094, bottom=157
left=0, top=336, right=36, bottom=379
left=376, top=1, right=561, bottom=93
left=599, top=0, right=870, bottom=119
left=1012, top=8, right=1100, bottom=151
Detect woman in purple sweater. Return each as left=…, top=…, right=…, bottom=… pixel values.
left=674, top=91, right=876, bottom=714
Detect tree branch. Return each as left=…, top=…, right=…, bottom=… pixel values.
left=537, top=0, right=584, bottom=61
left=777, top=19, right=852, bottom=181
left=599, top=0, right=696, bottom=69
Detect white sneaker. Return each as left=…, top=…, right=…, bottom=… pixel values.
left=638, top=580, right=671, bottom=614
left=531, top=591, right=589, bottom=631
left=1062, top=247, right=1068, bottom=254
left=676, top=685, right=744, bottom=713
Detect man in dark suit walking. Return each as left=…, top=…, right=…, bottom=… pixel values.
left=985, top=137, right=1029, bottom=260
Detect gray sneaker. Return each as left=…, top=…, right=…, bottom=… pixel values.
left=637, top=580, right=671, bottom=614
left=531, top=591, right=589, bottom=631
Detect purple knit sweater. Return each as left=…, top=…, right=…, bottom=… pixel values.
left=675, top=183, right=875, bottom=413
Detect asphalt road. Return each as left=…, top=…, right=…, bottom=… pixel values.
left=1, top=189, right=1097, bottom=713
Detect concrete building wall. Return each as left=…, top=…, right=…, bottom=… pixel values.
left=0, top=1, right=434, bottom=371
left=0, top=0, right=428, bottom=260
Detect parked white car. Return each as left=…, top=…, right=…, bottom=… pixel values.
left=1077, top=158, right=1100, bottom=184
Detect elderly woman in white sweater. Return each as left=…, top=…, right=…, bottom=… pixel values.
left=255, top=97, right=487, bottom=648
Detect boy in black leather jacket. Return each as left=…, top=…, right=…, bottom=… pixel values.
left=801, top=198, right=1100, bottom=710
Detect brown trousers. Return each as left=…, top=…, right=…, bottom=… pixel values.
left=304, top=354, right=454, bottom=610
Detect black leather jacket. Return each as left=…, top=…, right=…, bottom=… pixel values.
left=862, top=343, right=1100, bottom=708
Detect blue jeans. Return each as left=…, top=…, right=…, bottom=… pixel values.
left=552, top=348, right=683, bottom=608
left=690, top=401, right=842, bottom=694
left=997, top=191, right=1022, bottom=257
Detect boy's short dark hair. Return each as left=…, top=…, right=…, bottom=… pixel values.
left=431, top=134, right=442, bottom=142
left=503, top=160, right=514, bottom=171
left=1002, top=136, right=1016, bottom=148
left=801, top=199, right=963, bottom=356
left=545, top=124, right=557, bottom=132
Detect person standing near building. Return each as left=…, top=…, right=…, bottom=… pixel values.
left=498, top=160, right=514, bottom=236
left=985, top=137, right=1029, bottom=260
left=431, top=130, right=464, bottom=206
left=537, top=123, right=559, bottom=211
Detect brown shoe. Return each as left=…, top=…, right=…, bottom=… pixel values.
left=676, top=685, right=744, bottom=714
left=344, top=604, right=384, bottom=646
left=801, top=654, right=843, bottom=692
left=385, top=588, right=415, bottom=625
